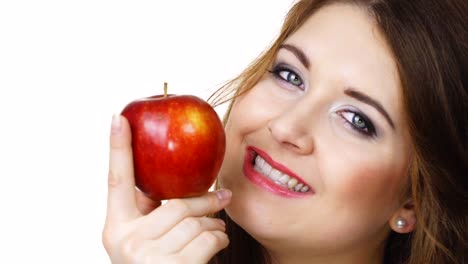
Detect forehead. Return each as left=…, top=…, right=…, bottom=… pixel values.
left=285, top=3, right=401, bottom=113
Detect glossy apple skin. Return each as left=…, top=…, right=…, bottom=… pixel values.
left=121, top=94, right=226, bottom=201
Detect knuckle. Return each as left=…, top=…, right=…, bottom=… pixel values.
left=167, top=199, right=190, bottom=216
left=110, top=136, right=126, bottom=150
left=200, top=231, right=219, bottom=247
left=102, top=222, right=126, bottom=252
left=131, top=247, right=174, bottom=264
left=107, top=170, right=120, bottom=187
left=218, top=232, right=230, bottom=248
left=172, top=255, right=189, bottom=264
left=121, top=235, right=142, bottom=261
left=209, top=194, right=221, bottom=209
left=182, top=217, right=202, bottom=233
left=138, top=253, right=159, bottom=264
left=101, top=226, right=114, bottom=251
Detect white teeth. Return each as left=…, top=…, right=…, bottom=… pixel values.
left=260, top=159, right=272, bottom=174
left=253, top=154, right=310, bottom=193
left=255, top=155, right=266, bottom=170
left=270, top=170, right=282, bottom=181
left=255, top=155, right=262, bottom=166
left=294, top=183, right=304, bottom=192
left=278, top=175, right=290, bottom=184
left=287, top=178, right=298, bottom=189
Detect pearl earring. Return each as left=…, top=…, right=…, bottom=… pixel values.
left=396, top=217, right=407, bottom=229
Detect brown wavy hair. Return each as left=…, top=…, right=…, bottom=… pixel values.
left=208, top=0, right=468, bottom=263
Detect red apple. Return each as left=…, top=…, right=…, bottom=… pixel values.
left=121, top=83, right=226, bottom=201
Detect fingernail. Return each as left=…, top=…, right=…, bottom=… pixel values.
left=111, top=114, right=121, bottom=134
left=216, top=189, right=232, bottom=201
left=215, top=218, right=226, bottom=227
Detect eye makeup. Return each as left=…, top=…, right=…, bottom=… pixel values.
left=268, top=62, right=306, bottom=91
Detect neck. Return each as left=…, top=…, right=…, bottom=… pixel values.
left=263, top=237, right=385, bottom=264
left=268, top=249, right=383, bottom=264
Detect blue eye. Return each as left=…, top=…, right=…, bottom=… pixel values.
left=268, top=64, right=305, bottom=90
left=340, top=111, right=376, bottom=137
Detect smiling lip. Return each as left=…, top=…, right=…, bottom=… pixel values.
left=242, top=146, right=314, bottom=198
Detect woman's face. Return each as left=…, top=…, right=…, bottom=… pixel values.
left=218, top=3, right=413, bottom=258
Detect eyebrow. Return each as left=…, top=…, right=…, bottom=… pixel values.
left=344, top=88, right=395, bottom=129
left=279, top=44, right=395, bottom=130
left=280, top=44, right=310, bottom=69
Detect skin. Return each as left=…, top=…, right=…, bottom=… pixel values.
left=103, top=115, right=232, bottom=264
left=103, top=3, right=416, bottom=264
left=218, top=3, right=414, bottom=264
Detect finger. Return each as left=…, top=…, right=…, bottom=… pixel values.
left=106, top=114, right=139, bottom=222
left=137, top=189, right=231, bottom=239
left=154, top=217, right=225, bottom=254
left=180, top=230, right=229, bottom=264
left=136, top=188, right=161, bottom=215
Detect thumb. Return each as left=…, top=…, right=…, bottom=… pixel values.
left=106, top=114, right=139, bottom=223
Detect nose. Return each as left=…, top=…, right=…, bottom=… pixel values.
left=267, top=106, right=315, bottom=155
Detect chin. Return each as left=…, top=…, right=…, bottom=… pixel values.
left=217, top=149, right=305, bottom=245
left=223, top=181, right=290, bottom=243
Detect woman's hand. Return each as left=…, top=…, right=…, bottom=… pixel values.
left=102, top=115, right=231, bottom=264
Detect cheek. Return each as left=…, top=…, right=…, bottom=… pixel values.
left=218, top=89, right=276, bottom=186
left=217, top=117, right=241, bottom=189
left=322, top=146, right=406, bottom=219
left=224, top=77, right=298, bottom=139
left=228, top=93, right=277, bottom=133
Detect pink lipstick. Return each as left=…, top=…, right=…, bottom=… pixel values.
left=242, top=146, right=314, bottom=198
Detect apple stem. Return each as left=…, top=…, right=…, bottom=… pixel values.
left=164, top=82, right=168, bottom=98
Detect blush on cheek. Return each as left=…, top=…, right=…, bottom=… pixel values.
left=331, top=159, right=403, bottom=217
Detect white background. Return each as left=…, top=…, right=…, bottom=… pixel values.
left=0, top=1, right=294, bottom=263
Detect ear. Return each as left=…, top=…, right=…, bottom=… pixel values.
left=388, top=199, right=416, bottom=234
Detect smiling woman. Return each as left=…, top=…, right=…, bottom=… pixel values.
left=102, top=0, right=467, bottom=263
left=209, top=1, right=467, bottom=263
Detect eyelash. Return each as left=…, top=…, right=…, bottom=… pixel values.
left=268, top=63, right=305, bottom=90
left=268, top=63, right=377, bottom=138
left=338, top=110, right=377, bottom=137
